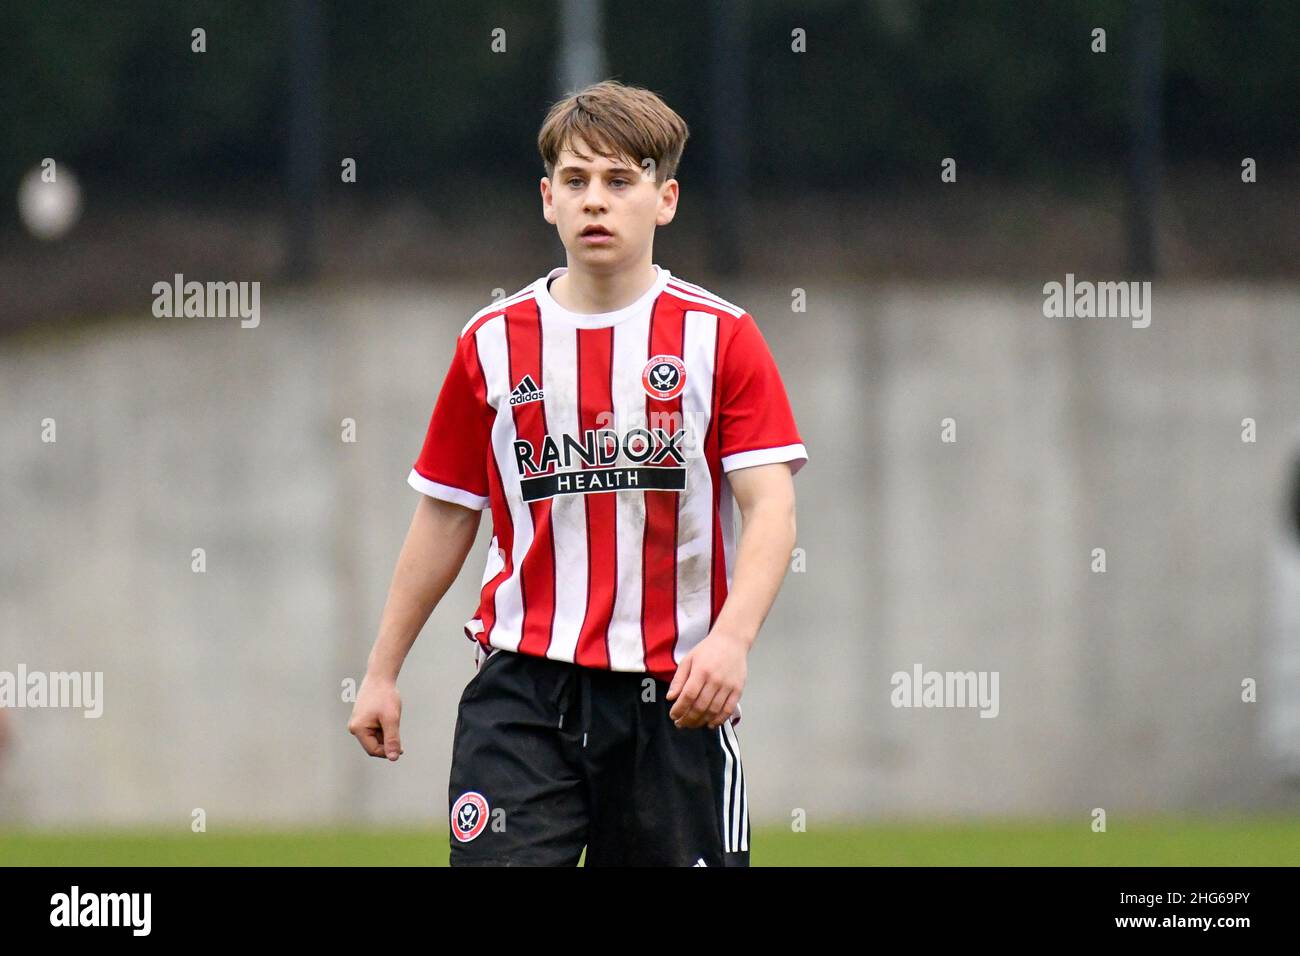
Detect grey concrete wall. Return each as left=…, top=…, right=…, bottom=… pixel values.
left=3, top=281, right=1299, bottom=828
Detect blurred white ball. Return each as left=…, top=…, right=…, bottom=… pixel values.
left=18, top=164, right=82, bottom=240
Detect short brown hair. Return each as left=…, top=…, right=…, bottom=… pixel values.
left=538, top=80, right=690, bottom=186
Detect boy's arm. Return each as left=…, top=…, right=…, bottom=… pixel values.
left=368, top=494, right=482, bottom=680
left=666, top=461, right=797, bottom=729
left=348, top=494, right=482, bottom=760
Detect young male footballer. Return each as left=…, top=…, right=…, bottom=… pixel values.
left=349, top=80, right=807, bottom=866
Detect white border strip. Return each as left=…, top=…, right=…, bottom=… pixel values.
left=407, top=468, right=490, bottom=510
left=666, top=278, right=744, bottom=315
left=719, top=726, right=736, bottom=852
left=461, top=289, right=536, bottom=337
left=720, top=442, right=808, bottom=476
left=664, top=284, right=745, bottom=318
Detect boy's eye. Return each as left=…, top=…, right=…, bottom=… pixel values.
left=566, top=177, right=630, bottom=188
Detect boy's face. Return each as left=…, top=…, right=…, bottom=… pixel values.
left=541, top=136, right=678, bottom=270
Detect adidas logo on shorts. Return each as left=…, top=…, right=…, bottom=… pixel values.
left=509, top=374, right=544, bottom=406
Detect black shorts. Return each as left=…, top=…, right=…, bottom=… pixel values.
left=447, top=646, right=751, bottom=866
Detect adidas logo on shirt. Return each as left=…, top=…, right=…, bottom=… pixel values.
left=509, top=374, right=544, bottom=406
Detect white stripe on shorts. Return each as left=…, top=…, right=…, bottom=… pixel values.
left=718, top=722, right=748, bottom=853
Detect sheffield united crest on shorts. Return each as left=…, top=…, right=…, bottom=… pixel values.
left=451, top=791, right=489, bottom=842
left=642, top=354, right=686, bottom=400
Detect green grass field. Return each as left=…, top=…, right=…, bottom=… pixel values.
left=3, top=816, right=1298, bottom=866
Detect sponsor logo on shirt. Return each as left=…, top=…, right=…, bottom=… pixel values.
left=512, top=426, right=690, bottom=501
left=509, top=374, right=544, bottom=405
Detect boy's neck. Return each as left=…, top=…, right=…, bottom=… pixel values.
left=548, top=260, right=658, bottom=315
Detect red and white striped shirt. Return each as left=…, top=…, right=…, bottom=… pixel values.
left=409, top=264, right=807, bottom=706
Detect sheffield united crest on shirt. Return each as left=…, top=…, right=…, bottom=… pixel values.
left=451, top=791, right=490, bottom=842
left=642, top=354, right=686, bottom=400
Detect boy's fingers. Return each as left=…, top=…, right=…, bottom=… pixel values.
left=673, top=675, right=713, bottom=726
left=356, top=726, right=385, bottom=757
left=686, top=681, right=723, bottom=727
left=696, top=683, right=729, bottom=725
left=380, top=713, right=403, bottom=760
left=669, top=670, right=703, bottom=721
left=666, top=656, right=691, bottom=701
left=707, top=689, right=740, bottom=728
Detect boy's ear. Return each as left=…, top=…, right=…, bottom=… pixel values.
left=654, top=180, right=679, bottom=228
left=540, top=177, right=556, bottom=224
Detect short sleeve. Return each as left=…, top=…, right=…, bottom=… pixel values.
left=407, top=333, right=493, bottom=509
left=716, top=313, right=808, bottom=475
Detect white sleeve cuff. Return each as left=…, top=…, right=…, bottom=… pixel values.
left=720, top=443, right=808, bottom=476
left=407, top=468, right=490, bottom=510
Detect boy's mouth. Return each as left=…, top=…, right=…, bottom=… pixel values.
left=580, top=224, right=613, bottom=241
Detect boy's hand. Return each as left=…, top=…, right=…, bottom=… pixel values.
left=348, top=676, right=405, bottom=761
left=666, top=630, right=748, bottom=730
